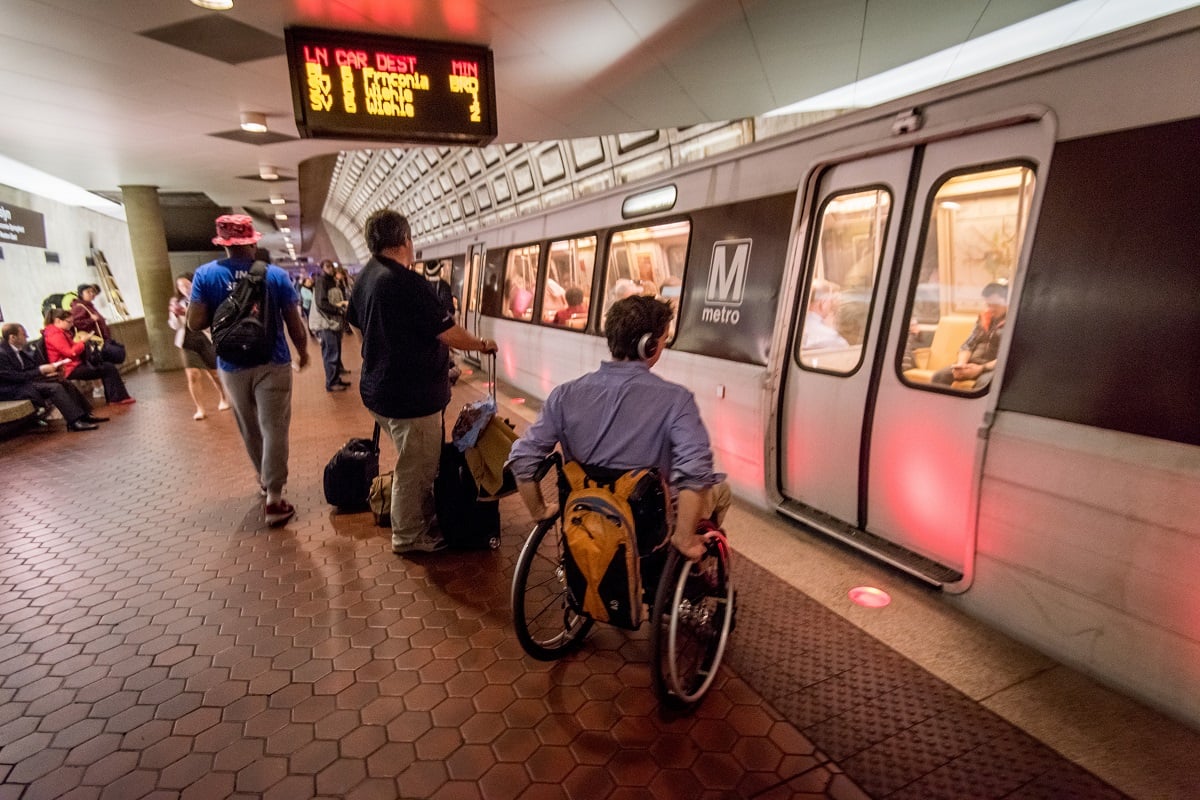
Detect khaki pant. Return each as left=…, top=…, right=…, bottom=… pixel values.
left=372, top=410, right=442, bottom=549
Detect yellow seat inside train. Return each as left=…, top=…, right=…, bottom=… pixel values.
left=904, top=315, right=977, bottom=384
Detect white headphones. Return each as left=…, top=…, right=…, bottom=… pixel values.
left=636, top=332, right=657, bottom=361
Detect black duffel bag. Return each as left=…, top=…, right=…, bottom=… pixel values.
left=324, top=424, right=381, bottom=511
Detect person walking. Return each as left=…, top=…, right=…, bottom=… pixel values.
left=168, top=273, right=230, bottom=419
left=309, top=260, right=351, bottom=392
left=345, top=209, right=497, bottom=555
left=187, top=214, right=310, bottom=527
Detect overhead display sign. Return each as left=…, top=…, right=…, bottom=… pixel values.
left=285, top=26, right=497, bottom=146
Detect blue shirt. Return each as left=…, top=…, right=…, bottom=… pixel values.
left=507, top=360, right=723, bottom=493
left=190, top=257, right=298, bottom=371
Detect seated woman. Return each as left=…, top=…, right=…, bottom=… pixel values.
left=42, top=308, right=134, bottom=405
left=69, top=283, right=112, bottom=340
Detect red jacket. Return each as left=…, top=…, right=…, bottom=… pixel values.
left=43, top=324, right=87, bottom=378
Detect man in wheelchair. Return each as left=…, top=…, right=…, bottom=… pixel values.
left=507, top=295, right=729, bottom=562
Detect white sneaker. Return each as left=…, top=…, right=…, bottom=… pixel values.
left=218, top=400, right=231, bottom=411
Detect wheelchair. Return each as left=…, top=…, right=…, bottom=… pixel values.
left=510, top=453, right=735, bottom=711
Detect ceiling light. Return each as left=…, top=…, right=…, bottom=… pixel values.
left=240, top=112, right=268, bottom=133
left=259, top=164, right=279, bottom=180
left=279, top=227, right=291, bottom=234
left=274, top=213, right=288, bottom=220
left=191, top=0, right=234, bottom=9
left=269, top=194, right=285, bottom=205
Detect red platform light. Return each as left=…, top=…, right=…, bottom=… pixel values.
left=848, top=586, right=891, bottom=608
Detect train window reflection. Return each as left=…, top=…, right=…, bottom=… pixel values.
left=901, top=164, right=1035, bottom=393
left=797, top=187, right=891, bottom=374
left=502, top=244, right=540, bottom=322
left=540, top=236, right=596, bottom=329
left=601, top=220, right=691, bottom=336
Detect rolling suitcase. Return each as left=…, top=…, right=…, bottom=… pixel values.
left=324, top=423, right=381, bottom=511
left=435, top=442, right=501, bottom=550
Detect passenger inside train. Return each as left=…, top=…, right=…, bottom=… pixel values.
left=931, top=281, right=1009, bottom=390
left=551, top=285, right=589, bottom=327
left=800, top=278, right=850, bottom=350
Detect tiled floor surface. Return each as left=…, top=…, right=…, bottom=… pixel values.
left=0, top=348, right=1126, bottom=799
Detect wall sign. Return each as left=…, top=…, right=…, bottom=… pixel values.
left=285, top=26, right=497, bottom=146
left=0, top=202, right=47, bottom=248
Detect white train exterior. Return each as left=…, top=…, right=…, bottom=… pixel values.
left=418, top=10, right=1200, bottom=730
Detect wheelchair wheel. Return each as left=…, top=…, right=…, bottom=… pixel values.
left=511, top=515, right=593, bottom=660
left=650, top=533, right=734, bottom=710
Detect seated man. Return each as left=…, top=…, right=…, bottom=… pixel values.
left=508, top=295, right=729, bottom=561
left=801, top=278, right=849, bottom=349
left=552, top=286, right=589, bottom=326
left=931, top=281, right=1008, bottom=389
left=0, top=323, right=107, bottom=431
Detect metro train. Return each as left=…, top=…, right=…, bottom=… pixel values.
left=418, top=11, right=1200, bottom=728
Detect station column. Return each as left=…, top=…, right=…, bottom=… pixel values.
left=120, top=185, right=176, bottom=372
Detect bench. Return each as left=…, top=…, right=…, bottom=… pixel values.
left=0, top=399, right=36, bottom=438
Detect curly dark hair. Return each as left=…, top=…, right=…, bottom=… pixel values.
left=605, top=295, right=673, bottom=360
left=365, top=209, right=411, bottom=257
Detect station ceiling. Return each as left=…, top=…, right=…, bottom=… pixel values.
left=0, top=0, right=1139, bottom=253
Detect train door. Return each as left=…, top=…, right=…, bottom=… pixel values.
left=461, top=243, right=486, bottom=365
left=779, top=150, right=912, bottom=524
left=779, top=121, right=1049, bottom=582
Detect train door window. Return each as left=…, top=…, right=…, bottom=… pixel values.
left=797, top=187, right=892, bottom=374
left=899, top=164, right=1035, bottom=393
left=502, top=244, right=541, bottom=321
left=601, top=220, right=691, bottom=334
left=540, top=236, right=597, bottom=328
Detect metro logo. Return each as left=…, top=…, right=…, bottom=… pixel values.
left=706, top=239, right=751, bottom=306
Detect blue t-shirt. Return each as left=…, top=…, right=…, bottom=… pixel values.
left=190, top=257, right=298, bottom=371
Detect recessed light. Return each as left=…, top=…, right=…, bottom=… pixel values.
left=191, top=0, right=234, bottom=9
left=240, top=112, right=268, bottom=133
left=274, top=213, right=288, bottom=220
left=259, top=164, right=279, bottom=180
left=269, top=194, right=285, bottom=205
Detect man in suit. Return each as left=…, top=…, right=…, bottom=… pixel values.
left=0, top=322, right=107, bottom=432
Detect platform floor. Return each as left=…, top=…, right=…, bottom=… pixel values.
left=1, top=345, right=1197, bottom=799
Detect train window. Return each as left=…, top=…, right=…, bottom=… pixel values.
left=539, top=236, right=597, bottom=329
left=600, top=220, right=691, bottom=335
left=502, top=244, right=541, bottom=322
left=797, top=188, right=891, bottom=374
left=900, top=164, right=1035, bottom=393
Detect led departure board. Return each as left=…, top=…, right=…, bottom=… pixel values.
left=285, top=27, right=497, bottom=145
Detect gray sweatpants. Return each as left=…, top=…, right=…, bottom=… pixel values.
left=219, top=363, right=293, bottom=495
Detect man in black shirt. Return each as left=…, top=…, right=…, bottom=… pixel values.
left=346, top=210, right=497, bottom=555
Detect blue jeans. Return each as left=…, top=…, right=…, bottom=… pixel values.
left=315, top=329, right=341, bottom=389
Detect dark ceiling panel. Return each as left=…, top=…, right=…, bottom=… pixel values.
left=140, top=16, right=285, bottom=65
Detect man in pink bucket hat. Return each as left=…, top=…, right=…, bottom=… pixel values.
left=187, top=214, right=310, bottom=527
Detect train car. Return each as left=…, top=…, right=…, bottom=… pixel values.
left=419, top=10, right=1200, bottom=729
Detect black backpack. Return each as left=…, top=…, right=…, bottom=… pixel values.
left=211, top=261, right=274, bottom=366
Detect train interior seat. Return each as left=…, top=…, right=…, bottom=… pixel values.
left=904, top=314, right=977, bottom=384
